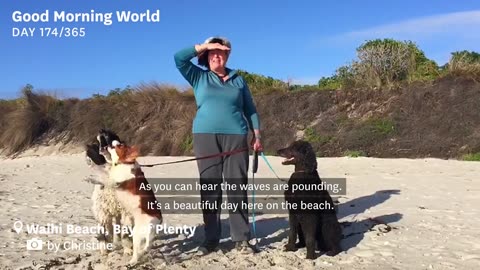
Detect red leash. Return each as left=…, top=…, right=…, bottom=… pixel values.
left=139, top=147, right=249, bottom=167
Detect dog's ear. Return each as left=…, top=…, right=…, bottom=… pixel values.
left=85, top=143, right=107, bottom=165
left=125, top=145, right=140, bottom=162
left=115, top=144, right=139, bottom=163
left=114, top=144, right=127, bottom=160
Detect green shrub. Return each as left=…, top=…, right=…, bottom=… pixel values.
left=462, top=153, right=480, bottom=161
left=344, top=150, right=366, bottom=157
left=180, top=134, right=193, bottom=153
left=316, top=38, right=440, bottom=90
left=237, top=70, right=288, bottom=94
left=445, top=50, right=480, bottom=78
left=304, top=127, right=334, bottom=144
left=369, top=118, right=395, bottom=136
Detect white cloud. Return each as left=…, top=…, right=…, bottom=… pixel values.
left=332, top=10, right=480, bottom=42
left=319, top=10, right=480, bottom=65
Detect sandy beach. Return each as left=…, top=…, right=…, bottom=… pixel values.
left=1, top=152, right=479, bottom=270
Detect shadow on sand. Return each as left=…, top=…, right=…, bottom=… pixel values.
left=157, top=189, right=403, bottom=262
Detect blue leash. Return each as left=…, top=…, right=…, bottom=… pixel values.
left=250, top=151, right=287, bottom=250
left=260, top=152, right=287, bottom=182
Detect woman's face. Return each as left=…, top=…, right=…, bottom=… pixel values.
left=208, top=48, right=228, bottom=70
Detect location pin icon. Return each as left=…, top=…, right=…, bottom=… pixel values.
left=13, top=220, right=23, bottom=234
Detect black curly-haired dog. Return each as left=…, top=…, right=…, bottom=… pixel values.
left=277, top=140, right=342, bottom=259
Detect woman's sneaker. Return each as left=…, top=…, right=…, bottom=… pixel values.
left=235, top=240, right=259, bottom=254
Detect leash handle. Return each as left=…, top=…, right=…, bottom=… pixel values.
left=252, top=151, right=259, bottom=173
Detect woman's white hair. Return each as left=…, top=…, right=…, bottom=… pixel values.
left=204, top=36, right=231, bottom=49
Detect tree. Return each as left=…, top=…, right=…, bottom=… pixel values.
left=355, top=39, right=419, bottom=87
left=21, top=83, right=34, bottom=95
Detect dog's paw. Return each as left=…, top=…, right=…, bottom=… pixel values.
left=284, top=243, right=297, bottom=252
left=85, top=156, right=94, bottom=167
left=127, top=258, right=138, bottom=267
left=306, top=253, right=316, bottom=260
left=83, top=176, right=102, bottom=185
left=325, top=250, right=341, bottom=257
left=83, top=176, right=95, bottom=183
left=83, top=177, right=107, bottom=188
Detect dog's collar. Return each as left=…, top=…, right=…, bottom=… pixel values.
left=294, top=169, right=316, bottom=173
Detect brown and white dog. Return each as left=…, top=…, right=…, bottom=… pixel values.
left=84, top=130, right=134, bottom=255
left=104, top=143, right=163, bottom=265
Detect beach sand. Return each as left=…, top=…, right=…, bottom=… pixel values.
left=0, top=153, right=479, bottom=270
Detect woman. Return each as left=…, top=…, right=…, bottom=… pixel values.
left=174, top=37, right=263, bottom=255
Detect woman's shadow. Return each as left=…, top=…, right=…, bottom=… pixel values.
left=158, top=216, right=290, bottom=257
left=158, top=189, right=403, bottom=260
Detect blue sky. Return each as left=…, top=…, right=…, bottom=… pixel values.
left=2, top=0, right=480, bottom=99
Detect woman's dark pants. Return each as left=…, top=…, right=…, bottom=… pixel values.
left=193, top=133, right=251, bottom=244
